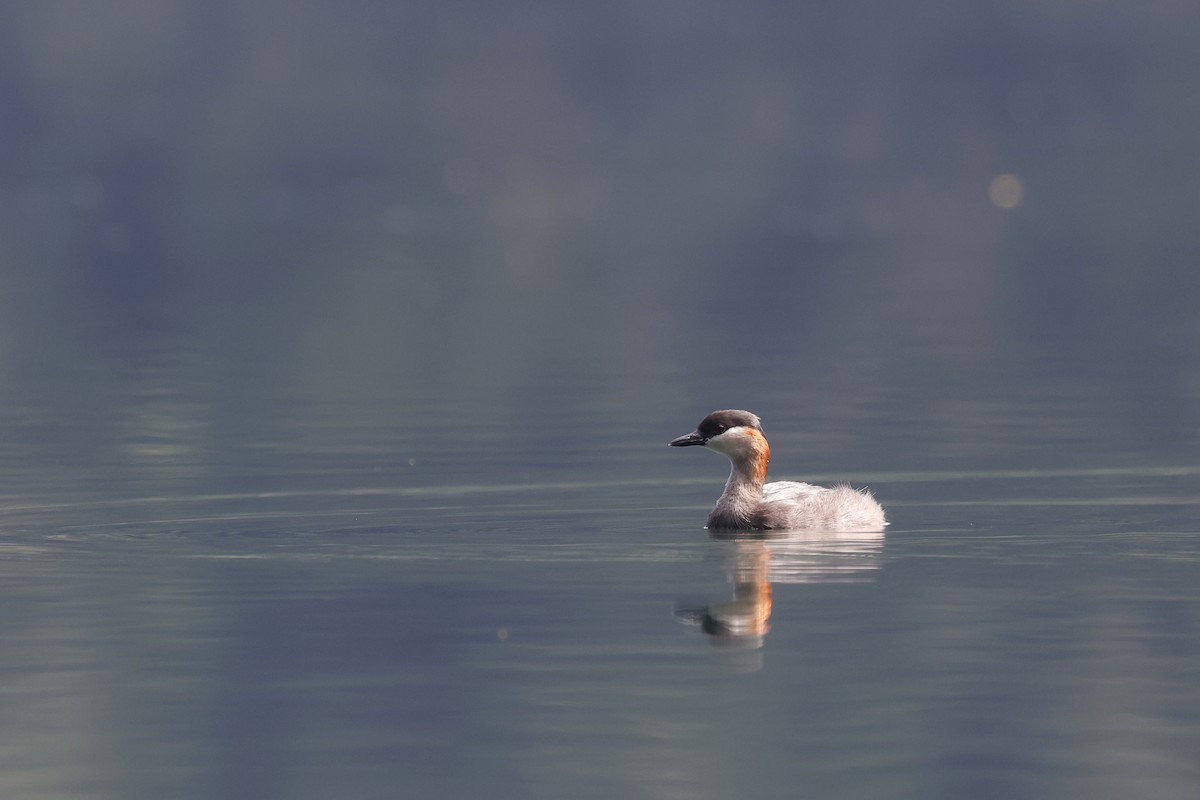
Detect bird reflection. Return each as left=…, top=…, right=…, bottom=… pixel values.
left=676, top=529, right=886, bottom=654
left=676, top=540, right=773, bottom=649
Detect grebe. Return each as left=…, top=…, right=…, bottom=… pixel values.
left=670, top=409, right=886, bottom=531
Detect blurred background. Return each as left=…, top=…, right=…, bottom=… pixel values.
left=3, top=5, right=1200, bottom=799
left=2, top=0, right=1199, bottom=488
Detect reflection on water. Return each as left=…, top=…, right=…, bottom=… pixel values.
left=2, top=1, right=1199, bottom=794
left=677, top=528, right=886, bottom=660
left=1, top=447, right=1198, bottom=798
left=754, top=528, right=886, bottom=584
left=677, top=541, right=773, bottom=648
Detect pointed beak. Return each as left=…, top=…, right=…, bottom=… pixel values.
left=669, top=430, right=707, bottom=447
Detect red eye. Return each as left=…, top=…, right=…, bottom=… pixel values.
left=714, top=424, right=727, bottom=434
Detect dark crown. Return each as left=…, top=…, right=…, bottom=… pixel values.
left=696, top=409, right=762, bottom=437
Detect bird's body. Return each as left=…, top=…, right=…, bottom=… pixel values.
left=670, top=409, right=886, bottom=531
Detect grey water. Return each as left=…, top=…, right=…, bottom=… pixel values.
left=3, top=3, right=1200, bottom=799
left=4, top=372, right=1198, bottom=800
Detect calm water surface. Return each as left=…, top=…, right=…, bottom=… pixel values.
left=4, top=2, right=1200, bottom=797
left=2, top=388, right=1197, bottom=800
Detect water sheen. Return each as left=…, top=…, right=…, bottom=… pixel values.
left=4, top=2, right=1200, bottom=798
left=2, top=401, right=1198, bottom=800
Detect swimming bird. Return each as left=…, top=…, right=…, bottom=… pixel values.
left=670, top=409, right=886, bottom=531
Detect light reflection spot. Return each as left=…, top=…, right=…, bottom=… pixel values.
left=988, top=173, right=1024, bottom=209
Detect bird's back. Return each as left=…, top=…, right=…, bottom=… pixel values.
left=759, top=481, right=886, bottom=531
